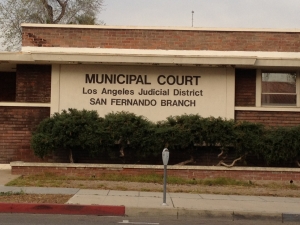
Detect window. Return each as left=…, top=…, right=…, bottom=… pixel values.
left=0, top=72, right=16, bottom=102
left=261, top=72, right=296, bottom=106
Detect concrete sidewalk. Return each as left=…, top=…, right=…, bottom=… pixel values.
left=1, top=184, right=300, bottom=220
left=0, top=166, right=300, bottom=221
left=67, top=189, right=300, bottom=218
left=0, top=166, right=19, bottom=185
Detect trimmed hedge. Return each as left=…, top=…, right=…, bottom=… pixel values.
left=31, top=109, right=300, bottom=167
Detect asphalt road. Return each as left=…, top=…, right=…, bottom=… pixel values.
left=0, top=214, right=299, bottom=225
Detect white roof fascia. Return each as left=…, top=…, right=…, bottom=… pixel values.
left=0, top=52, right=33, bottom=63
left=20, top=47, right=300, bottom=58
left=27, top=54, right=256, bottom=66
left=2, top=47, right=300, bottom=67
left=22, top=47, right=257, bottom=65
left=255, top=59, right=300, bottom=67
left=21, top=47, right=300, bottom=67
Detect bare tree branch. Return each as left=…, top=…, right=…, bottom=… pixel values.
left=217, top=155, right=244, bottom=168
left=217, top=149, right=224, bottom=158
left=53, top=0, right=68, bottom=23
left=40, top=0, right=54, bottom=23
left=217, top=148, right=227, bottom=160
left=0, top=0, right=104, bottom=50
left=175, top=157, right=194, bottom=166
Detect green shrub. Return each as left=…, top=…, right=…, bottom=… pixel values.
left=31, top=109, right=102, bottom=163
left=233, top=121, right=265, bottom=161
left=156, top=114, right=203, bottom=149
left=101, top=111, right=159, bottom=160
left=31, top=109, right=300, bottom=167
left=263, top=126, right=300, bottom=166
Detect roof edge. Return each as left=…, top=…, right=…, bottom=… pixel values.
left=21, top=23, right=300, bottom=33
left=21, top=47, right=300, bottom=59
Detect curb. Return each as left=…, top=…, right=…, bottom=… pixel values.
left=0, top=203, right=125, bottom=216
left=126, top=207, right=283, bottom=221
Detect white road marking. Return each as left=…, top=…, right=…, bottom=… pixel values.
left=118, top=220, right=159, bottom=225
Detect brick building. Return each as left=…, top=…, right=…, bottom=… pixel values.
left=1, top=23, right=300, bottom=163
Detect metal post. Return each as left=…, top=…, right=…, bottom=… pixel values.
left=162, top=164, right=167, bottom=205
left=162, top=148, right=169, bottom=206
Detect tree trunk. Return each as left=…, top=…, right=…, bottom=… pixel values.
left=119, top=147, right=124, bottom=157
left=69, top=149, right=74, bottom=163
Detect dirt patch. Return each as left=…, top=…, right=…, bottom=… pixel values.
left=0, top=194, right=72, bottom=204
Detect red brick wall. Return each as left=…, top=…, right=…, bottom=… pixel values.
left=235, top=69, right=256, bottom=106
left=0, top=72, right=16, bottom=102
left=235, top=111, right=300, bottom=127
left=16, top=65, right=51, bottom=103
left=11, top=164, right=300, bottom=182
left=0, top=107, right=50, bottom=163
left=22, top=27, right=300, bottom=52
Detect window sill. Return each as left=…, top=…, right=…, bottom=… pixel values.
left=0, top=102, right=51, bottom=107
left=235, top=106, right=300, bottom=112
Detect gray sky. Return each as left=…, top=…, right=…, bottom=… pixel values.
left=1, top=0, right=300, bottom=51
left=100, top=0, right=300, bottom=29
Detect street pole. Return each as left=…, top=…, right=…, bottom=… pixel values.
left=162, top=148, right=169, bottom=206
left=163, top=164, right=167, bottom=205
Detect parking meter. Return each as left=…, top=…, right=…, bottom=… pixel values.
left=162, top=148, right=169, bottom=206
left=162, top=148, right=169, bottom=166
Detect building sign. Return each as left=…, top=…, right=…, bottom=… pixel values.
left=58, top=65, right=234, bottom=121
